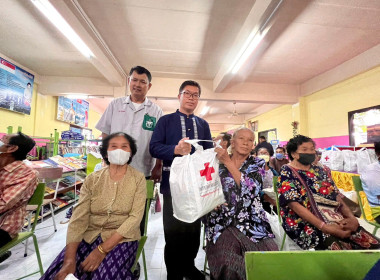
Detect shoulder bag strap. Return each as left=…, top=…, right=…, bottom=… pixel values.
left=286, top=164, right=325, bottom=221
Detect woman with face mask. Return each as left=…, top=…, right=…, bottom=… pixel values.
left=278, top=135, right=380, bottom=250
left=256, top=147, right=279, bottom=189
left=256, top=147, right=279, bottom=213
left=41, top=132, right=146, bottom=280
left=269, top=146, right=289, bottom=174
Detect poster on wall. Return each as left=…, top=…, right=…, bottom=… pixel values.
left=247, top=120, right=258, bottom=132
left=258, top=128, right=277, bottom=148
left=57, top=96, right=89, bottom=127
left=0, top=56, right=34, bottom=115
left=348, top=105, right=380, bottom=146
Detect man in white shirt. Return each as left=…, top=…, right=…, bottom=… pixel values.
left=360, top=142, right=380, bottom=223
left=96, top=66, right=163, bottom=181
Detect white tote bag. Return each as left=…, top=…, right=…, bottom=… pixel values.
left=357, top=148, right=374, bottom=174
left=169, top=140, right=225, bottom=223
left=322, top=147, right=343, bottom=170
left=342, top=150, right=357, bottom=172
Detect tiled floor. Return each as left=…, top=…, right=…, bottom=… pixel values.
left=0, top=199, right=207, bottom=280
left=1, top=203, right=379, bottom=280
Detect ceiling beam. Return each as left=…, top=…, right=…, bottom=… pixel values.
left=149, top=77, right=299, bottom=104
left=49, top=0, right=125, bottom=87
left=300, top=43, right=380, bottom=96
left=213, top=0, right=311, bottom=93
left=38, top=76, right=125, bottom=97
left=213, top=0, right=279, bottom=93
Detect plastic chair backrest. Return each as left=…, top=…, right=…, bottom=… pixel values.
left=29, top=182, right=45, bottom=232
left=352, top=176, right=364, bottom=192
left=352, top=176, right=370, bottom=222
left=142, top=180, right=154, bottom=236
left=273, top=176, right=279, bottom=193
left=245, top=250, right=380, bottom=280
left=272, top=176, right=281, bottom=223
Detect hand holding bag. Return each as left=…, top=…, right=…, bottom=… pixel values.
left=169, top=139, right=225, bottom=223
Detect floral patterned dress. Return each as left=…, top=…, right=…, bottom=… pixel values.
left=206, top=155, right=275, bottom=244
left=278, top=164, right=380, bottom=250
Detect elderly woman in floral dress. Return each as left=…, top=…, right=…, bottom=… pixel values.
left=205, top=128, right=277, bottom=280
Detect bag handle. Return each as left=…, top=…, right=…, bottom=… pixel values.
left=184, top=139, right=221, bottom=151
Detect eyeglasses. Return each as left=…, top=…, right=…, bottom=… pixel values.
left=181, top=91, right=200, bottom=99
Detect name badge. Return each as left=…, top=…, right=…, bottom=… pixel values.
left=142, top=114, right=156, bottom=131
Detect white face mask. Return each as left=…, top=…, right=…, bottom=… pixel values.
left=107, top=149, right=131, bottom=165
left=257, top=154, right=270, bottom=163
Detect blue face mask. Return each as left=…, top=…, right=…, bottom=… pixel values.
left=276, top=153, right=284, bottom=160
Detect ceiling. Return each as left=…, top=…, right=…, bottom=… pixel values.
left=1, top=0, right=380, bottom=133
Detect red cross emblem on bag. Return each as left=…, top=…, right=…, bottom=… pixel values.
left=200, top=162, right=215, bottom=181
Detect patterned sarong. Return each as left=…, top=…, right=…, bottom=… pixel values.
left=206, top=227, right=278, bottom=280
left=40, top=236, right=138, bottom=280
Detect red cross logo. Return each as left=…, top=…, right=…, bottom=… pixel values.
left=200, top=162, right=215, bottom=181
left=324, top=156, right=330, bottom=161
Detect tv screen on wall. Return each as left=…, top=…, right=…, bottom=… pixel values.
left=0, top=56, right=34, bottom=115
left=348, top=105, right=380, bottom=146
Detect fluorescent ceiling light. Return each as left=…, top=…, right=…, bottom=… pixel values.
left=66, top=94, right=89, bottom=99
left=200, top=106, right=210, bottom=117
left=230, top=31, right=265, bottom=74
left=230, top=0, right=283, bottom=74
left=31, top=0, right=94, bottom=58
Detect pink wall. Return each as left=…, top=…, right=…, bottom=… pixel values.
left=313, top=135, right=349, bottom=149
left=279, top=135, right=350, bottom=149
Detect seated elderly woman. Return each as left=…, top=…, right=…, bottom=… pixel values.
left=256, top=147, right=279, bottom=212
left=41, top=132, right=146, bottom=280
left=279, top=135, right=380, bottom=250
left=205, top=128, right=277, bottom=280
left=256, top=147, right=279, bottom=188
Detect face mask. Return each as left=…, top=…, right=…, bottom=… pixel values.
left=257, top=154, right=270, bottom=163
left=107, top=149, right=131, bottom=165
left=275, top=153, right=284, bottom=160
left=297, top=153, right=316, bottom=166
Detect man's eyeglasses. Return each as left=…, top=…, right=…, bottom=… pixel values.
left=181, top=91, right=200, bottom=99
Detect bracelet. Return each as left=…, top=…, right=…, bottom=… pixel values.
left=97, top=245, right=107, bottom=255
left=319, top=221, right=326, bottom=231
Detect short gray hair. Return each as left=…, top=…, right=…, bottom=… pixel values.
left=232, top=127, right=255, bottom=140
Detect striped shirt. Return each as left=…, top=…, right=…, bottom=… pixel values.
left=0, top=161, right=38, bottom=238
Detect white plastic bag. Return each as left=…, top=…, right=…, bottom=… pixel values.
left=169, top=140, right=225, bottom=223
left=342, top=150, right=357, bottom=172
left=266, top=210, right=301, bottom=251
left=64, top=274, right=79, bottom=280
left=357, top=148, right=374, bottom=174
left=339, top=189, right=358, bottom=204
left=321, top=147, right=343, bottom=171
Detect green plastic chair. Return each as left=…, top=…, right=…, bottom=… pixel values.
left=0, top=182, right=45, bottom=279
left=272, top=176, right=286, bottom=251
left=352, top=176, right=380, bottom=235
left=245, top=250, right=380, bottom=280
left=131, top=180, right=155, bottom=280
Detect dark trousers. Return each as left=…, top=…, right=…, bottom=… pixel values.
left=163, top=195, right=201, bottom=280
left=0, top=229, right=12, bottom=247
